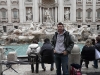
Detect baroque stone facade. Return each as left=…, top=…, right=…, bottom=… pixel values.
left=0, top=0, right=100, bottom=33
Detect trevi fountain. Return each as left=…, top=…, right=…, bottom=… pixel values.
left=0, top=6, right=99, bottom=45
left=0, top=19, right=98, bottom=45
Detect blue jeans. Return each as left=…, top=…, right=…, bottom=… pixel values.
left=41, top=63, right=54, bottom=69
left=54, top=54, right=69, bottom=75
left=93, top=60, right=98, bottom=68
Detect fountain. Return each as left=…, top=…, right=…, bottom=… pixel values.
left=0, top=19, right=98, bottom=45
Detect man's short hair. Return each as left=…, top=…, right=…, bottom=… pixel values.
left=44, top=38, right=50, bottom=43
left=32, top=40, right=38, bottom=44
left=57, top=22, right=64, bottom=26
left=96, top=35, right=100, bottom=42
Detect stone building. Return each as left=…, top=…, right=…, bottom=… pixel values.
left=0, top=0, right=100, bottom=33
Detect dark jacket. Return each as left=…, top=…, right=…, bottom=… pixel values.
left=81, top=45, right=95, bottom=61
left=40, top=42, right=54, bottom=64
left=95, top=42, right=100, bottom=52
left=51, top=31, right=74, bottom=54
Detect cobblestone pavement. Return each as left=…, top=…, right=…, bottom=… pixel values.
left=2, top=61, right=100, bottom=75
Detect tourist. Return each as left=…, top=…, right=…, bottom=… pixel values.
left=40, top=38, right=54, bottom=71
left=80, top=39, right=95, bottom=68
left=93, top=35, right=100, bottom=69
left=51, top=22, right=74, bottom=75
left=26, top=40, right=40, bottom=61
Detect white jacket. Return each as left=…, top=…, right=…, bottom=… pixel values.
left=26, top=44, right=40, bottom=55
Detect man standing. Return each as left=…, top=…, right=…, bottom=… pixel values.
left=52, top=22, right=74, bottom=75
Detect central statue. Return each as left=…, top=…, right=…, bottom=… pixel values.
left=45, top=8, right=52, bottom=23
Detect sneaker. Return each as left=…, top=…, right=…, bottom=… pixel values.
left=43, top=67, right=46, bottom=71
left=92, top=65, right=98, bottom=69
left=50, top=68, right=54, bottom=71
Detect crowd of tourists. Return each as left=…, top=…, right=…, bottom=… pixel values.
left=26, top=22, right=100, bottom=75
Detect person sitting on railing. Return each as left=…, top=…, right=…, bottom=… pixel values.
left=40, top=38, right=54, bottom=71
left=26, top=40, right=41, bottom=62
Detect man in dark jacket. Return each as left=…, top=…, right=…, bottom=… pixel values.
left=40, top=38, right=54, bottom=71
left=93, top=35, right=100, bottom=68
left=80, top=39, right=95, bottom=68
left=51, top=22, right=74, bottom=75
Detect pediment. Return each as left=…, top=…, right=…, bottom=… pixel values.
left=0, top=0, right=7, bottom=5
left=11, top=0, right=19, bottom=5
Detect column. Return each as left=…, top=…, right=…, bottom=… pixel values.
left=93, top=0, right=96, bottom=22
left=7, top=0, right=11, bottom=23
left=71, top=0, right=76, bottom=22
left=0, top=53, right=2, bottom=75
left=23, top=5, right=26, bottom=22
left=55, top=0, right=57, bottom=23
left=19, top=0, right=24, bottom=23
left=58, top=0, right=64, bottom=22
left=83, top=0, right=86, bottom=23
left=33, top=0, right=39, bottom=22
left=39, top=7, right=42, bottom=23
left=39, top=0, right=42, bottom=23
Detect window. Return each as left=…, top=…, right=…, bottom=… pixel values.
left=86, top=8, right=92, bottom=19
left=26, top=0, right=32, bottom=2
left=87, top=0, right=92, bottom=2
left=12, top=9, right=18, bottom=19
left=77, top=0, right=81, bottom=1
left=1, top=10, right=6, bottom=18
left=87, top=11, right=91, bottom=19
left=97, top=9, right=100, bottom=19
left=77, top=10, right=81, bottom=19
left=3, top=26, right=6, bottom=32
left=78, top=11, right=81, bottom=18
left=14, top=26, right=18, bottom=29
left=13, top=10, right=17, bottom=18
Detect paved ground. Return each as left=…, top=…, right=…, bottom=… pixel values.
left=1, top=61, right=100, bottom=75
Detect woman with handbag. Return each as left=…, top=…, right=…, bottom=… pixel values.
left=93, top=35, right=100, bottom=69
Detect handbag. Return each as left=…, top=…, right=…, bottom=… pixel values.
left=70, top=64, right=82, bottom=75
left=95, top=49, right=100, bottom=59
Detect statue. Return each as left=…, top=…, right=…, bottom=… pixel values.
left=64, top=8, right=70, bottom=21
left=27, top=8, right=32, bottom=21
left=45, top=8, right=52, bottom=22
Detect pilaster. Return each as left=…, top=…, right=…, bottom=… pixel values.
left=58, top=0, right=64, bottom=22
left=19, top=0, right=24, bottom=23
left=34, top=0, right=39, bottom=22
left=93, top=0, right=96, bottom=22
left=83, top=0, right=86, bottom=23
left=7, top=0, right=11, bottom=23
left=71, top=0, right=76, bottom=22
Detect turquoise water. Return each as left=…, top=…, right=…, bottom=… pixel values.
left=4, top=44, right=29, bottom=56
left=4, top=43, right=84, bottom=56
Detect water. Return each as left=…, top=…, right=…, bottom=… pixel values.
left=4, top=43, right=84, bottom=56
left=4, top=44, right=29, bottom=56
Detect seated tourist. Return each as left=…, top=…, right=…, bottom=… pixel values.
left=40, top=38, right=54, bottom=71
left=26, top=40, right=41, bottom=62
left=26, top=40, right=40, bottom=55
